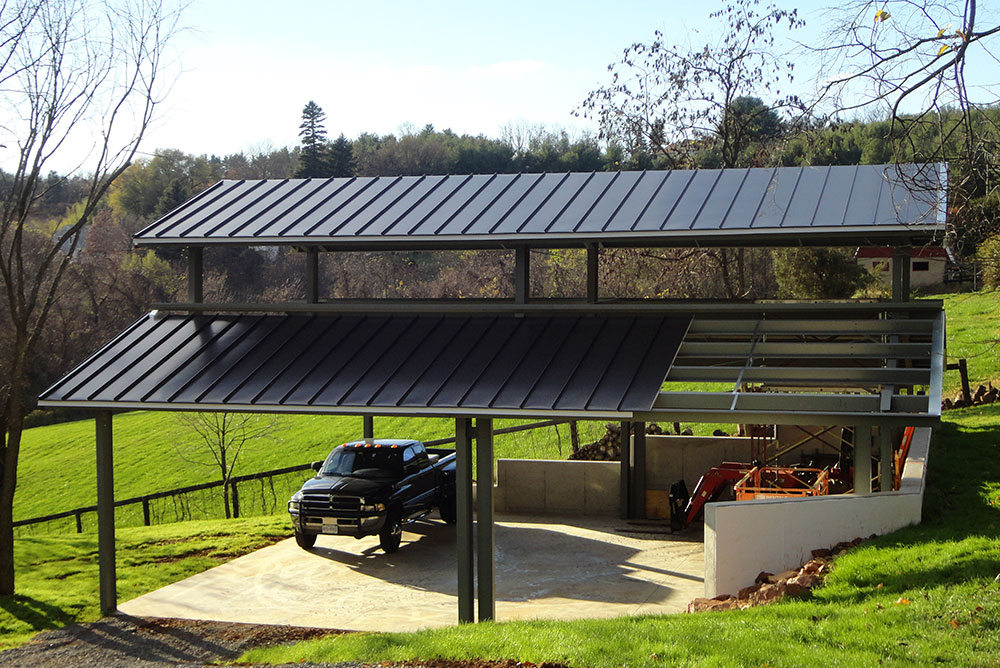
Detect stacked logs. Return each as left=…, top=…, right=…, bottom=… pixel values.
left=568, top=422, right=667, bottom=461
left=942, top=383, right=998, bottom=411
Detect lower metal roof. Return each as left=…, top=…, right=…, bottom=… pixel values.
left=38, top=313, right=690, bottom=418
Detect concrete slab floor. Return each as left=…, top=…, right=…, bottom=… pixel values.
left=119, top=515, right=705, bottom=632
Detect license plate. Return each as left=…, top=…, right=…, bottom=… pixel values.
left=321, top=519, right=339, bottom=535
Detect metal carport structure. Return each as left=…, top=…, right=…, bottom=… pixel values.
left=38, top=163, right=947, bottom=624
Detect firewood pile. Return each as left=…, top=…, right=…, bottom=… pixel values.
left=568, top=422, right=667, bottom=461
left=687, top=536, right=871, bottom=612
left=942, top=383, right=998, bottom=410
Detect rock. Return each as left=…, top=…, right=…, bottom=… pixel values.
left=774, top=569, right=800, bottom=583
left=788, top=573, right=823, bottom=589
left=737, top=583, right=761, bottom=600
left=801, top=559, right=826, bottom=575
left=681, top=428, right=694, bottom=436
left=810, top=548, right=831, bottom=559
left=713, top=429, right=728, bottom=436
left=781, top=581, right=811, bottom=599
left=688, top=597, right=740, bottom=612
left=754, top=571, right=773, bottom=585
left=750, top=584, right=783, bottom=605
left=711, top=593, right=735, bottom=601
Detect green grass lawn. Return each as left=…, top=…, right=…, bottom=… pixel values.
left=935, top=290, right=1000, bottom=395
left=241, top=404, right=1000, bottom=668
left=0, top=515, right=289, bottom=648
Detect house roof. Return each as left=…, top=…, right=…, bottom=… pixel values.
left=37, top=312, right=689, bottom=418
left=133, top=164, right=947, bottom=250
left=856, top=246, right=950, bottom=259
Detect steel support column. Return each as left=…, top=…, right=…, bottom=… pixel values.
left=187, top=247, right=203, bottom=304
left=363, top=415, right=374, bottom=441
left=586, top=244, right=599, bottom=304
left=892, top=249, right=911, bottom=302
left=475, top=418, right=494, bottom=621
left=514, top=246, right=530, bottom=304
left=619, top=421, right=631, bottom=519
left=96, top=411, right=117, bottom=615
left=631, top=423, right=647, bottom=519
left=853, top=425, right=873, bottom=494
left=878, top=426, right=894, bottom=492
left=305, top=248, right=319, bottom=304
left=455, top=418, right=475, bottom=623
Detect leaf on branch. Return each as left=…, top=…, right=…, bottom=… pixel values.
left=874, top=9, right=891, bottom=23
left=938, top=44, right=951, bottom=56
left=955, top=30, right=967, bottom=41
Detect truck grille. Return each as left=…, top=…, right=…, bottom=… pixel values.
left=301, top=492, right=361, bottom=515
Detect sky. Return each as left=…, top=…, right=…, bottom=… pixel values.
left=16, top=0, right=999, bottom=173
left=142, top=0, right=834, bottom=162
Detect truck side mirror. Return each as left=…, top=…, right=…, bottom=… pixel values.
left=310, top=461, right=323, bottom=472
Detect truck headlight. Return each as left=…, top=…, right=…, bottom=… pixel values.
left=288, top=492, right=302, bottom=513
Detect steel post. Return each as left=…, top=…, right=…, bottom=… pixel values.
left=586, top=244, right=599, bottom=303
left=96, top=411, right=117, bottom=615
left=305, top=248, right=319, bottom=304
left=878, top=426, right=894, bottom=492
left=853, top=425, right=873, bottom=494
left=363, top=415, right=374, bottom=441
left=514, top=246, right=530, bottom=304
left=475, top=418, right=495, bottom=621
left=892, top=250, right=911, bottom=302
left=631, top=423, right=647, bottom=519
left=187, top=247, right=203, bottom=304
left=455, top=418, right=475, bottom=623
left=620, top=421, right=631, bottom=519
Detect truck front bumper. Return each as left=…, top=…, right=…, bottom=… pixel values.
left=290, top=510, right=386, bottom=537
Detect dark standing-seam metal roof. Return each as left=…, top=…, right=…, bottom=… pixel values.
left=132, top=164, right=947, bottom=248
left=37, top=313, right=691, bottom=417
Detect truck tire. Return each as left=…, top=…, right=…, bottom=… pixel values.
left=379, top=512, right=402, bottom=553
left=295, top=531, right=316, bottom=550
left=439, top=496, right=456, bottom=524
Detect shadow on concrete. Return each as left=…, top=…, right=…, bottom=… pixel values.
left=307, top=518, right=702, bottom=606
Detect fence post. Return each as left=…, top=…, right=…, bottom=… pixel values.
left=959, top=358, right=972, bottom=405
left=75, top=510, right=83, bottom=534
left=142, top=498, right=151, bottom=526
left=231, top=482, right=240, bottom=519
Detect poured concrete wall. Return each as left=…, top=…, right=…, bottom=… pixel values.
left=494, top=459, right=619, bottom=516
left=645, top=435, right=754, bottom=491
left=704, top=426, right=931, bottom=597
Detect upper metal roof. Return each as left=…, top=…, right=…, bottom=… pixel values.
left=38, top=312, right=689, bottom=418
left=133, top=164, right=947, bottom=249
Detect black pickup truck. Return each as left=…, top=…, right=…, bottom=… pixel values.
left=287, top=439, right=457, bottom=553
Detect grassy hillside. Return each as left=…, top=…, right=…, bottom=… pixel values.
left=14, top=412, right=603, bottom=524
left=934, top=290, right=1000, bottom=395
left=242, top=403, right=1000, bottom=667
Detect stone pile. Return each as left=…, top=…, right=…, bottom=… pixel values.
left=687, top=536, right=870, bottom=613
left=941, top=383, right=998, bottom=410
left=568, top=422, right=666, bottom=461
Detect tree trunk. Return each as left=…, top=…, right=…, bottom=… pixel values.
left=0, top=392, right=26, bottom=595
left=220, top=446, right=231, bottom=519
left=569, top=421, right=580, bottom=453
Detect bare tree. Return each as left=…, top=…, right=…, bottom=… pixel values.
left=175, top=412, right=282, bottom=519
left=0, top=0, right=181, bottom=594
left=812, top=0, right=1000, bottom=247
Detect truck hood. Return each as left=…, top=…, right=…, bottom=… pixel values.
left=299, top=475, right=388, bottom=498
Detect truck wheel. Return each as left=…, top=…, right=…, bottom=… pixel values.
left=439, top=496, right=456, bottom=524
left=379, top=512, right=402, bottom=553
left=295, top=531, right=316, bottom=549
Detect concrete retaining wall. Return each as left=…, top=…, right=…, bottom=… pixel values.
left=494, top=459, right=619, bottom=516
left=645, top=435, right=754, bottom=491
left=703, top=426, right=931, bottom=597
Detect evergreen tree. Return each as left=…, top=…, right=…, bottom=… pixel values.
left=296, top=101, right=330, bottom=178
left=328, top=133, right=355, bottom=177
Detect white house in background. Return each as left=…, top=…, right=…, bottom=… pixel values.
left=856, top=246, right=953, bottom=288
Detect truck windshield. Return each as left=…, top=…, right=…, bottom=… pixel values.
left=321, top=448, right=402, bottom=478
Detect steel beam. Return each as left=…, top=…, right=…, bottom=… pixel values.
left=854, top=426, right=873, bottom=494
left=635, top=408, right=939, bottom=428
left=620, top=421, right=631, bottom=519
left=686, top=319, right=936, bottom=335
left=475, top=418, right=494, bottom=622
left=455, top=418, right=475, bottom=624
left=514, top=246, right=530, bottom=304
left=305, top=248, right=319, bottom=304
left=96, top=411, right=117, bottom=615
left=587, top=244, right=599, bottom=304
left=653, top=391, right=929, bottom=413
left=363, top=415, right=374, bottom=441
left=187, top=247, right=203, bottom=304
left=665, top=366, right=931, bottom=386
left=676, top=341, right=931, bottom=359
left=150, top=299, right=945, bottom=317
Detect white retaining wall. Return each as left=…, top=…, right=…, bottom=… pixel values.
left=494, top=459, right=619, bottom=516
left=703, top=426, right=931, bottom=597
